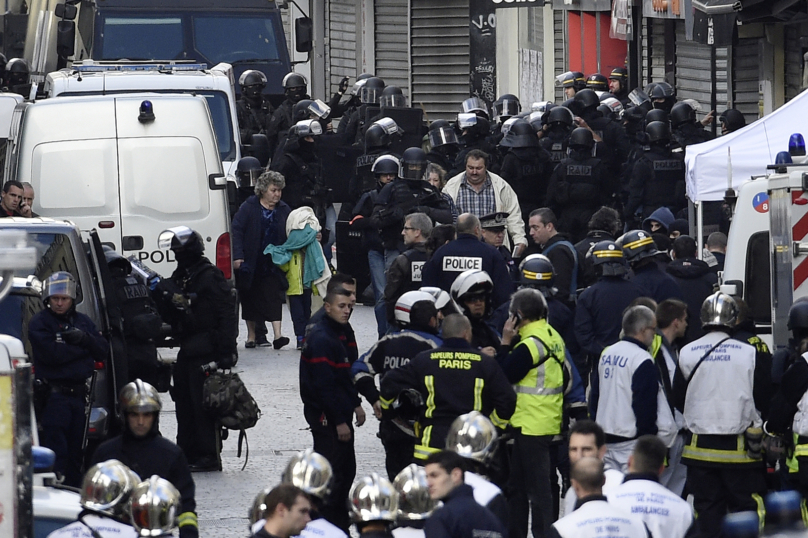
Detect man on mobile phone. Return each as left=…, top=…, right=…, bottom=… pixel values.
left=19, top=181, right=39, bottom=218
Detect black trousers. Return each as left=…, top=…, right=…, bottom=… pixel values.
left=508, top=432, right=555, bottom=538
left=173, top=355, right=220, bottom=464
left=40, top=391, right=86, bottom=487
left=305, top=407, right=356, bottom=534
left=379, top=419, right=415, bottom=481
left=686, top=465, right=767, bottom=538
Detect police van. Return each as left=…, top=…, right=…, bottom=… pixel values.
left=4, top=93, right=232, bottom=278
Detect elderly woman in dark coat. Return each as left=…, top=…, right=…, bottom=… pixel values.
left=232, top=170, right=292, bottom=349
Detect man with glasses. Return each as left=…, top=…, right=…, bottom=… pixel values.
left=384, top=213, right=432, bottom=326
left=589, top=306, right=670, bottom=473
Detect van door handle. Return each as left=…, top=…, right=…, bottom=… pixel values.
left=122, top=236, right=144, bottom=251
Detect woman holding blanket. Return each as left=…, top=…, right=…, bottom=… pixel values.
left=232, top=170, right=292, bottom=350
left=264, top=206, right=331, bottom=349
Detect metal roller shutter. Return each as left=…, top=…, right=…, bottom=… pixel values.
left=731, top=38, right=760, bottom=124
left=375, top=0, right=410, bottom=97
left=410, top=0, right=469, bottom=120
left=327, top=0, right=359, bottom=95
left=675, top=22, right=728, bottom=116
left=785, top=24, right=805, bottom=103
left=643, top=19, right=666, bottom=87
left=554, top=9, right=566, bottom=103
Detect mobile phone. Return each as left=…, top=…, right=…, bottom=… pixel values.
left=510, top=312, right=521, bottom=324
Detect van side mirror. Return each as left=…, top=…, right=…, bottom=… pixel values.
left=245, top=134, right=271, bottom=167
left=295, top=17, right=313, bottom=53
left=55, top=3, right=78, bottom=20
left=56, top=20, right=75, bottom=58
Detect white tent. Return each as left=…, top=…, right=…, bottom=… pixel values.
left=685, top=89, right=808, bottom=202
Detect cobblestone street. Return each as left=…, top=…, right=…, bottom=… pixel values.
left=159, top=302, right=384, bottom=537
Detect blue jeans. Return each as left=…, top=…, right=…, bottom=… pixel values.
left=368, top=249, right=387, bottom=338
left=289, top=289, right=313, bottom=338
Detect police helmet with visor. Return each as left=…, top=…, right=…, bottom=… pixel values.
left=493, top=94, right=521, bottom=120
left=158, top=226, right=203, bottom=254
left=500, top=119, right=538, bottom=149
left=236, top=157, right=264, bottom=189
left=428, top=125, right=459, bottom=149
left=400, top=147, right=427, bottom=180
left=585, top=73, right=609, bottom=91
left=461, top=97, right=490, bottom=119
left=44, top=271, right=77, bottom=302
left=450, top=270, right=493, bottom=314
left=380, top=86, right=407, bottom=107
left=619, top=229, right=658, bottom=263
left=587, top=240, right=627, bottom=276
left=394, top=291, right=437, bottom=328
left=239, top=70, right=267, bottom=98
left=371, top=155, right=400, bottom=177
left=519, top=254, right=555, bottom=287
left=360, top=77, right=386, bottom=104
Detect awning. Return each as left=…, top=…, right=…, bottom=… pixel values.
left=552, top=0, right=611, bottom=11
left=737, top=0, right=807, bottom=23
left=692, top=0, right=739, bottom=46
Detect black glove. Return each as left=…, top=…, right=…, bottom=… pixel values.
left=62, top=327, right=90, bottom=347
left=218, top=353, right=237, bottom=370
left=338, top=76, right=350, bottom=94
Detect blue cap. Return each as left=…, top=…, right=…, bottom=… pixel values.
left=722, top=512, right=759, bottom=538
left=776, top=151, right=793, bottom=165
left=789, top=133, right=805, bottom=157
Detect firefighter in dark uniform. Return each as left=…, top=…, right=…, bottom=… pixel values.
left=670, top=101, right=714, bottom=149
left=380, top=313, right=516, bottom=461
left=546, top=128, right=607, bottom=244
left=152, top=226, right=238, bottom=472
left=92, top=380, right=199, bottom=538
left=539, top=106, right=575, bottom=166
left=450, top=270, right=503, bottom=355
left=267, top=72, right=310, bottom=155
left=236, top=70, right=274, bottom=145
left=426, top=120, right=461, bottom=178
left=421, top=213, right=514, bottom=309
left=608, top=67, right=631, bottom=106
left=28, top=271, right=108, bottom=487
left=574, top=241, right=644, bottom=382
left=384, top=212, right=432, bottom=325
left=620, top=229, right=684, bottom=304
left=625, top=121, right=686, bottom=222
left=498, top=120, right=554, bottom=224
left=672, top=292, right=771, bottom=538
left=573, top=89, right=631, bottom=181
left=352, top=291, right=442, bottom=479
left=479, top=211, right=518, bottom=283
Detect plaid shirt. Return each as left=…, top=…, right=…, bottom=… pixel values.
left=455, top=173, right=496, bottom=217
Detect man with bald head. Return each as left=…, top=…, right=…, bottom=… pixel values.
left=422, top=213, right=514, bottom=308
left=551, top=458, right=650, bottom=538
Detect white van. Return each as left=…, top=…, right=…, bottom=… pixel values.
left=4, top=93, right=231, bottom=278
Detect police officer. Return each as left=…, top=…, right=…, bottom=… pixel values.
left=350, top=118, right=403, bottom=204
left=235, top=156, right=265, bottom=211
left=670, top=101, right=714, bottom=149
left=539, top=106, right=575, bottom=165
left=620, top=229, right=684, bottom=304
left=47, top=460, right=140, bottom=538
left=384, top=213, right=433, bottom=325
left=574, top=206, right=622, bottom=289
left=648, top=81, right=676, bottom=114
left=421, top=213, right=513, bottom=309
left=608, top=67, right=630, bottom=105
left=4, top=57, right=30, bottom=97
left=574, top=241, right=644, bottom=380
left=426, top=120, right=461, bottom=178
left=380, top=313, right=516, bottom=461
left=130, top=476, right=183, bottom=538
left=29, top=271, right=108, bottom=487
left=585, top=73, right=609, bottom=94
left=152, top=226, right=237, bottom=472
left=546, top=127, right=607, bottom=243
left=772, top=301, right=808, bottom=391
left=335, top=73, right=373, bottom=136
left=392, top=464, right=438, bottom=538
left=92, top=380, right=198, bottom=538
left=552, top=458, right=650, bottom=537
left=498, top=119, right=554, bottom=224
left=479, top=211, right=518, bottom=283
left=352, top=291, right=442, bottom=479
left=573, top=88, right=631, bottom=180
left=267, top=72, right=310, bottom=155
left=371, top=147, right=452, bottom=263
left=349, top=76, right=386, bottom=144
left=498, top=288, right=567, bottom=538
left=454, top=114, right=497, bottom=172
left=719, top=108, right=746, bottom=135
left=237, top=70, right=274, bottom=144
left=349, top=474, right=398, bottom=538
left=559, top=71, right=586, bottom=99
left=449, top=270, right=503, bottom=355
left=672, top=292, right=771, bottom=538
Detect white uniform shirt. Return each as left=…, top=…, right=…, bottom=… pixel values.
left=464, top=471, right=502, bottom=507
left=252, top=517, right=347, bottom=538
left=552, top=498, right=649, bottom=538
left=47, top=515, right=138, bottom=538
left=793, top=354, right=808, bottom=436
left=608, top=476, right=694, bottom=538
left=392, top=527, right=425, bottom=538
left=562, top=468, right=624, bottom=518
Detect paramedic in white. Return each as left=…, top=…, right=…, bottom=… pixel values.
left=550, top=457, right=650, bottom=538
left=589, top=306, right=663, bottom=473
left=608, top=435, right=694, bottom=538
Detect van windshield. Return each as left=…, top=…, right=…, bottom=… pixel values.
left=98, top=12, right=283, bottom=65
left=196, top=91, right=235, bottom=162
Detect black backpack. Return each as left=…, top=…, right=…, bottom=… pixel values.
left=202, top=371, right=261, bottom=470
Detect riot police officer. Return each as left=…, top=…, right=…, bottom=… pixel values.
left=349, top=118, right=403, bottom=204
left=620, top=229, right=684, bottom=304
left=499, top=119, right=553, bottom=224
left=649, top=81, right=676, bottom=114
left=267, top=72, right=311, bottom=155
left=461, top=96, right=490, bottom=120
left=352, top=291, right=442, bottom=478
left=152, top=227, right=238, bottom=472
left=573, top=88, right=631, bottom=180
left=29, top=271, right=108, bottom=487
left=585, top=73, right=609, bottom=94
left=560, top=71, right=586, bottom=99
left=47, top=460, right=140, bottom=538
left=92, top=380, right=198, bottom=538
left=608, top=67, right=630, bottom=105
left=539, top=106, right=575, bottom=165
left=670, top=101, right=714, bottom=149
left=546, top=127, right=607, bottom=243
left=4, top=57, right=30, bottom=97
left=426, top=120, right=461, bottom=177
left=719, top=108, right=746, bottom=135
left=350, top=76, right=386, bottom=144
left=625, top=121, right=686, bottom=222
left=237, top=70, right=274, bottom=144
left=454, top=114, right=497, bottom=172
left=235, top=156, right=265, bottom=210
left=335, top=73, right=373, bottom=132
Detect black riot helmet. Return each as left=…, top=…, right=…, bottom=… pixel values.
left=609, top=67, right=628, bottom=83
left=645, top=109, right=669, bottom=125
left=428, top=121, right=460, bottom=149
left=236, top=157, right=264, bottom=189
left=360, top=77, right=386, bottom=104
left=645, top=121, right=672, bottom=144
left=380, top=86, right=406, bottom=107
left=292, top=99, right=315, bottom=122
left=372, top=154, right=400, bottom=177
left=573, top=89, right=600, bottom=112
left=568, top=127, right=594, bottom=150
left=788, top=301, right=808, bottom=338
left=6, top=58, right=29, bottom=88
left=546, top=106, right=575, bottom=129
left=628, top=89, right=653, bottom=112
left=500, top=119, right=538, bottom=149
left=282, top=72, right=308, bottom=103
left=457, top=113, right=490, bottom=140
left=400, top=147, right=427, bottom=181
left=238, top=70, right=267, bottom=99
left=365, top=118, right=402, bottom=152
left=158, top=226, right=204, bottom=266
left=619, top=229, right=659, bottom=263
left=519, top=254, right=555, bottom=289
left=670, top=102, right=697, bottom=129
left=649, top=81, right=676, bottom=113
left=493, top=94, right=521, bottom=120
left=719, top=108, right=746, bottom=134
left=561, top=71, right=586, bottom=92
left=585, top=73, right=609, bottom=92
left=588, top=240, right=627, bottom=277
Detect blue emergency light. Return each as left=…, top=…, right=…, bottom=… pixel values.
left=775, top=151, right=793, bottom=165
left=138, top=100, right=155, bottom=124
left=789, top=133, right=806, bottom=157
left=32, top=445, right=56, bottom=472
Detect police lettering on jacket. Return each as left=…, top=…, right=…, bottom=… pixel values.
left=442, top=256, right=483, bottom=272
left=566, top=164, right=592, bottom=176
left=431, top=350, right=481, bottom=370
left=411, top=261, right=424, bottom=282
left=653, top=160, right=683, bottom=171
